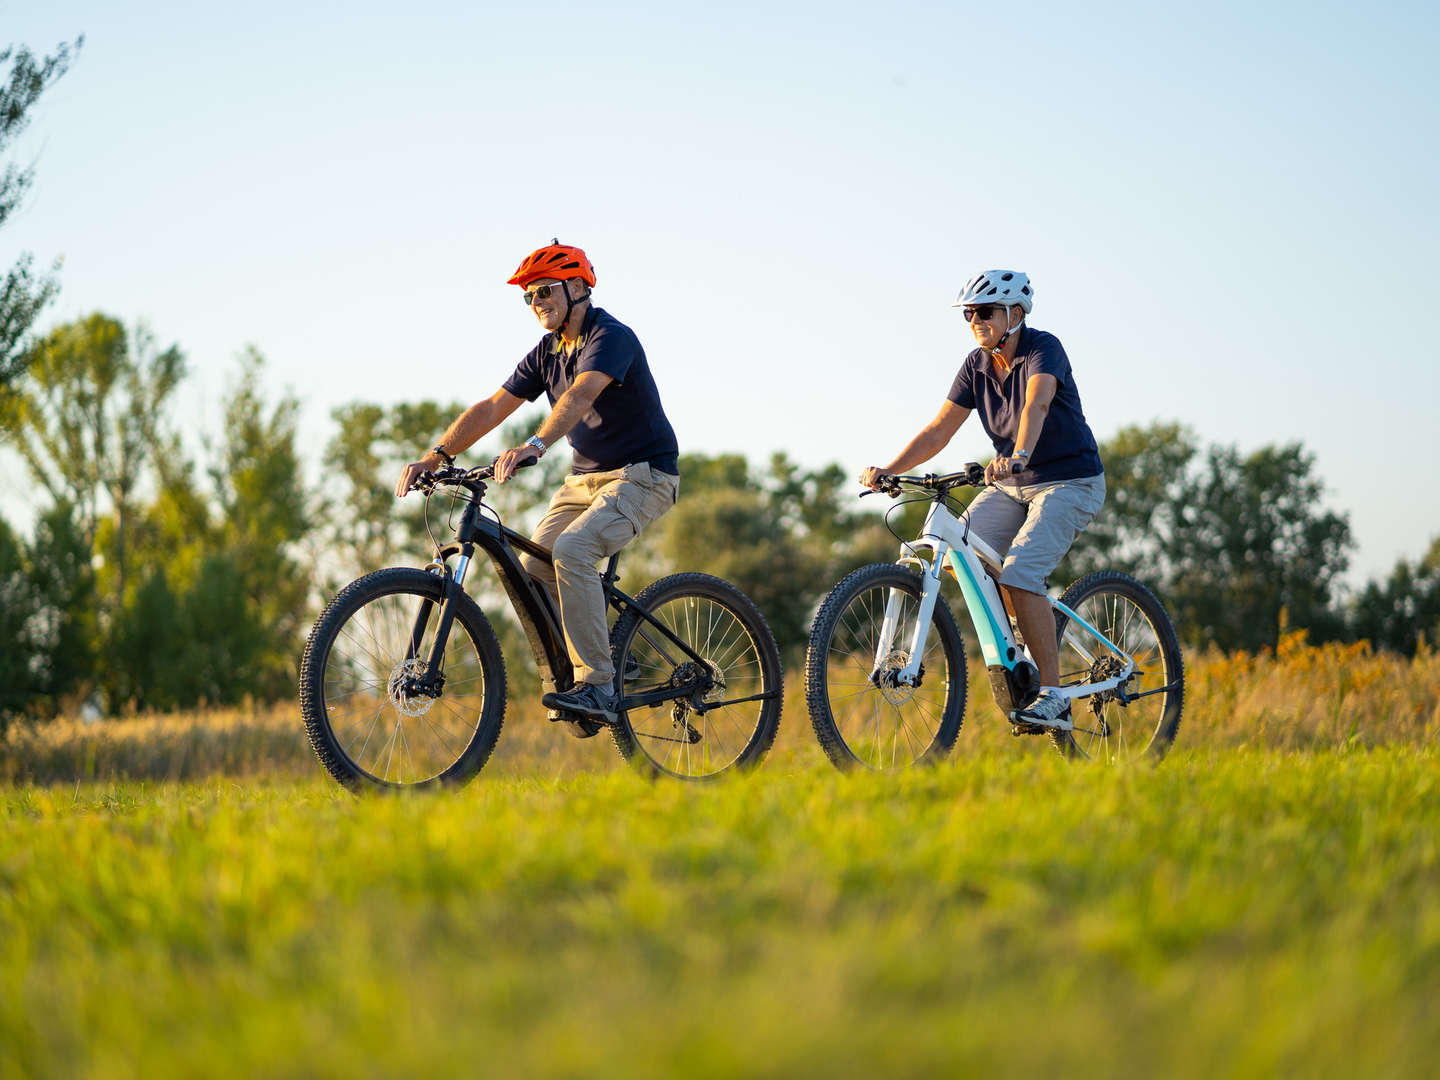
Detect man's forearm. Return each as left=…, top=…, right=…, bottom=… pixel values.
left=430, top=401, right=501, bottom=463
left=533, top=387, right=600, bottom=448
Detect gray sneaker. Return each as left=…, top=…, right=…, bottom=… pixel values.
left=1011, top=688, right=1073, bottom=731
left=541, top=683, right=620, bottom=726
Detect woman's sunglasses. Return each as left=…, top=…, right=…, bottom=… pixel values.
left=962, top=304, right=1004, bottom=323
left=523, top=283, right=566, bottom=305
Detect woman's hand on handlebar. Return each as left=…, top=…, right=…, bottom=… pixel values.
left=984, top=455, right=1024, bottom=484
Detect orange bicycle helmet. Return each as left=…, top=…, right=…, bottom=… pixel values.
left=506, top=240, right=596, bottom=288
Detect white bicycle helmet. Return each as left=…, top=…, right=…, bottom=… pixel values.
left=953, top=270, right=1033, bottom=313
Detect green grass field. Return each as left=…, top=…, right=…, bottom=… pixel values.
left=2, top=636, right=1438, bottom=1077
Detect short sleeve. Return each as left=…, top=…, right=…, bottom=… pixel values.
left=501, top=344, right=547, bottom=402
left=947, top=358, right=977, bottom=409
left=576, top=322, right=639, bottom=384
left=1028, top=336, right=1071, bottom=382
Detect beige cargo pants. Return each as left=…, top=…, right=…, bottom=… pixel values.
left=518, top=463, right=679, bottom=688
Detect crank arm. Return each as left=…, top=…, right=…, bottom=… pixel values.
left=691, top=689, right=780, bottom=714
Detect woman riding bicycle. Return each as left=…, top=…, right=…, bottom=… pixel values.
left=860, top=270, right=1105, bottom=730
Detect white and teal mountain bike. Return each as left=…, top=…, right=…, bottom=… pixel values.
left=804, top=465, right=1184, bottom=769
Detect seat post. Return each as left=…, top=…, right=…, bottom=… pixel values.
left=601, top=553, right=621, bottom=585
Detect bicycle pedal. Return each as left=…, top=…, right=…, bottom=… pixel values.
left=547, top=709, right=603, bottom=738
left=1009, top=722, right=1048, bottom=736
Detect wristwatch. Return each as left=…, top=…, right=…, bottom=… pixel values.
left=525, top=435, right=547, bottom=457
left=1012, top=448, right=1031, bottom=459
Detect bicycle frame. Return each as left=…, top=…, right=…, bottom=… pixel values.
left=415, top=481, right=753, bottom=716
left=877, top=494, right=1136, bottom=713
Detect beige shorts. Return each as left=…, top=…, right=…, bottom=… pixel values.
left=963, top=473, right=1106, bottom=595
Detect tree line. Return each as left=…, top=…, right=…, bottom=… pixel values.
left=0, top=312, right=1436, bottom=724
left=2, top=38, right=1434, bottom=723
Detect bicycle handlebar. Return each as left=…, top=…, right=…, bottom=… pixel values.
left=861, top=462, right=988, bottom=499
left=411, top=457, right=536, bottom=496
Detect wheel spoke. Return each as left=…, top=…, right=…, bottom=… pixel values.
left=806, top=566, right=966, bottom=771
left=303, top=574, right=504, bottom=790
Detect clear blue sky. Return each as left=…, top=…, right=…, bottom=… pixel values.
left=4, top=1, right=1438, bottom=586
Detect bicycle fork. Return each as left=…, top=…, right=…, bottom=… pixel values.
left=405, top=549, right=475, bottom=697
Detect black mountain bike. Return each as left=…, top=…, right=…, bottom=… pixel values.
left=299, top=462, right=783, bottom=789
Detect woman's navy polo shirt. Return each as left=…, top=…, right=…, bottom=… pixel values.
left=503, top=307, right=679, bottom=475
left=946, top=325, right=1103, bottom=484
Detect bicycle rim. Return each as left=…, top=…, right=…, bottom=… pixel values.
left=1056, top=579, right=1182, bottom=762
left=618, top=585, right=777, bottom=778
left=809, top=566, right=965, bottom=770
left=320, top=586, right=493, bottom=785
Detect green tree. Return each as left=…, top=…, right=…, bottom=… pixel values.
left=657, top=486, right=815, bottom=654
left=0, top=516, right=33, bottom=723
left=11, top=314, right=185, bottom=607
left=1056, top=422, right=1198, bottom=586
left=0, top=500, right=94, bottom=724
left=1350, top=537, right=1440, bottom=655
left=204, top=348, right=312, bottom=698
left=97, top=349, right=312, bottom=709
left=1165, top=443, right=1351, bottom=651
left=1, top=36, right=82, bottom=408
left=318, top=399, right=558, bottom=583
left=633, top=452, right=899, bottom=656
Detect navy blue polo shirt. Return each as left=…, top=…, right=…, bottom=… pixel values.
left=503, top=307, right=679, bottom=475
left=947, top=325, right=1103, bottom=484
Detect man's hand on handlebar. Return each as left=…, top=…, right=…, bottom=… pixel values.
left=493, top=444, right=540, bottom=485
left=396, top=458, right=438, bottom=498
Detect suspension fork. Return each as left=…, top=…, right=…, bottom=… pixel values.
left=411, top=546, right=474, bottom=690
left=871, top=543, right=947, bottom=686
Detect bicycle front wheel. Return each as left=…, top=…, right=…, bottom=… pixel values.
left=805, top=563, right=968, bottom=771
left=609, top=573, right=782, bottom=780
left=1051, top=570, right=1184, bottom=762
left=299, top=567, right=506, bottom=791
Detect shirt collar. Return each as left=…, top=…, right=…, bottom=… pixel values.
left=548, top=304, right=600, bottom=356
left=976, top=323, right=1029, bottom=381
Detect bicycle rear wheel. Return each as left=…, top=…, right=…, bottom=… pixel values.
left=1051, top=570, right=1183, bottom=762
left=299, top=567, right=506, bottom=790
left=609, top=573, right=782, bottom=780
left=805, top=563, right=967, bottom=771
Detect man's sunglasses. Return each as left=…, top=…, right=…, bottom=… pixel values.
left=523, top=282, right=567, bottom=305
left=962, top=304, right=1005, bottom=323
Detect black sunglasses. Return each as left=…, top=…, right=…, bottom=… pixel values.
left=962, top=304, right=1004, bottom=323
left=523, top=282, right=567, bottom=305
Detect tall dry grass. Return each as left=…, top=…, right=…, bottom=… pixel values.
left=3, top=631, right=1436, bottom=785
left=1184, top=630, right=1440, bottom=750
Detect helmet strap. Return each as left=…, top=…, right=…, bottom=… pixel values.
left=557, top=282, right=591, bottom=341
left=989, top=306, right=1023, bottom=357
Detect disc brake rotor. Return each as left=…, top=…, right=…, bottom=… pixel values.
left=387, top=657, right=437, bottom=718
left=874, top=651, right=918, bottom=706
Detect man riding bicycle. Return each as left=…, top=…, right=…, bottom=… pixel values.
left=396, top=240, right=680, bottom=726
left=860, top=270, right=1105, bottom=730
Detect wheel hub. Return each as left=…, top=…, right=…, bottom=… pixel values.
left=388, top=658, right=438, bottom=718
left=873, top=651, right=921, bottom=705
left=1088, top=655, right=1127, bottom=706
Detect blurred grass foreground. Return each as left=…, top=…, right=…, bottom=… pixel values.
left=1, top=633, right=1438, bottom=1077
